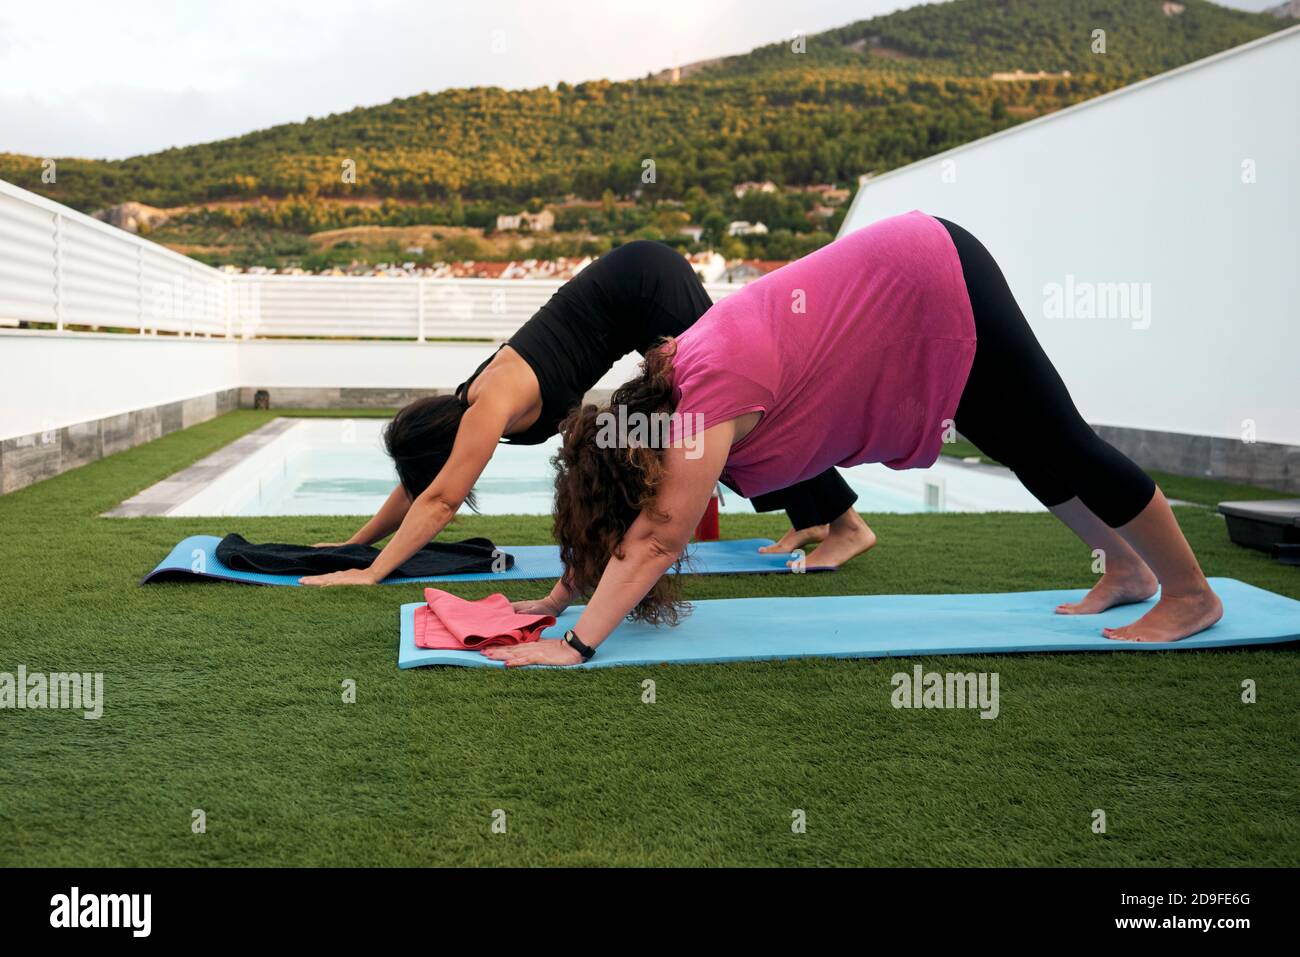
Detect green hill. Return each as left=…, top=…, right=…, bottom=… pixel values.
left=0, top=0, right=1283, bottom=267
left=702, top=0, right=1278, bottom=77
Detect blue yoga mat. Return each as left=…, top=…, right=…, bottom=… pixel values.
left=142, top=534, right=804, bottom=586
left=397, top=578, right=1300, bottom=669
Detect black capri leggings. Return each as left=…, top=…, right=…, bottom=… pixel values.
left=938, top=218, right=1156, bottom=528
left=748, top=467, right=858, bottom=531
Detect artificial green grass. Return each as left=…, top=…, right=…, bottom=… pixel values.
left=1, top=409, right=1297, bottom=867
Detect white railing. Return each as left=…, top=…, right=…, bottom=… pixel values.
left=1, top=177, right=741, bottom=341
left=0, top=178, right=232, bottom=336
left=233, top=275, right=739, bottom=340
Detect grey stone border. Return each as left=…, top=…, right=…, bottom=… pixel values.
left=237, top=386, right=449, bottom=409
left=948, top=426, right=1298, bottom=495
left=1, top=389, right=239, bottom=495
left=1094, top=425, right=1299, bottom=494
left=237, top=385, right=620, bottom=411
left=103, top=417, right=300, bottom=517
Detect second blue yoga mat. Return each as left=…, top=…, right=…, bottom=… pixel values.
left=142, top=534, right=803, bottom=585
left=398, top=577, right=1300, bottom=669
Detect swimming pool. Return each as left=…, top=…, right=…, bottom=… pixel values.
left=161, top=418, right=1044, bottom=517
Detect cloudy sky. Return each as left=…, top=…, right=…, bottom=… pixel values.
left=0, top=0, right=1283, bottom=160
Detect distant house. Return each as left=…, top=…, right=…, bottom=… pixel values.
left=495, top=209, right=555, bottom=232
left=687, top=251, right=726, bottom=283
left=727, top=220, right=769, bottom=237
left=990, top=69, right=1072, bottom=81
left=802, top=184, right=852, bottom=205
left=732, top=181, right=777, bottom=199
left=498, top=255, right=593, bottom=279
left=432, top=260, right=511, bottom=279
left=724, top=259, right=787, bottom=283
left=432, top=256, right=592, bottom=280
left=678, top=225, right=705, bottom=242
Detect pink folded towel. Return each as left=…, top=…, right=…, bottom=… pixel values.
left=413, top=588, right=555, bottom=650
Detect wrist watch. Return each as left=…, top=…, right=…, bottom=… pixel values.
left=562, top=629, right=596, bottom=661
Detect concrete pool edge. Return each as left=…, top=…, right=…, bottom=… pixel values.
left=102, top=415, right=1068, bottom=519
left=103, top=418, right=301, bottom=517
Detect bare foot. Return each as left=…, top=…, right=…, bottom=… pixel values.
left=800, top=518, right=877, bottom=570
left=1102, top=586, right=1223, bottom=643
left=759, top=524, right=828, bottom=554
left=1055, top=567, right=1158, bottom=615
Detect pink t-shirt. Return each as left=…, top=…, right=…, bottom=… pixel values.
left=670, top=210, right=977, bottom=498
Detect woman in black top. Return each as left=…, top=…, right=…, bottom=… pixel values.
left=301, top=241, right=874, bottom=589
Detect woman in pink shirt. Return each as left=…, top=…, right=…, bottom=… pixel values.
left=486, top=212, right=1222, bottom=666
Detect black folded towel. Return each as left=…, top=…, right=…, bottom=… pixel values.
left=214, top=533, right=511, bottom=579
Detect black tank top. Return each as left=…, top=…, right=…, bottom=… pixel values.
left=456, top=240, right=713, bottom=444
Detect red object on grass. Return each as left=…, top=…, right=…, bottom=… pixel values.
left=694, top=493, right=720, bottom=541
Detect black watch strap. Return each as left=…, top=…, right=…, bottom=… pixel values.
left=563, top=629, right=595, bottom=661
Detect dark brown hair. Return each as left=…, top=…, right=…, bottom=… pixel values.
left=384, top=394, right=476, bottom=509
left=552, top=339, right=688, bottom=625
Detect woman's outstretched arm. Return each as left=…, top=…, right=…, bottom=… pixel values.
left=299, top=396, right=515, bottom=586
left=484, top=421, right=734, bottom=666
left=314, top=483, right=412, bottom=548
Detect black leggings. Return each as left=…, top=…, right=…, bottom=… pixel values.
left=939, top=218, right=1156, bottom=528
left=748, top=468, right=858, bottom=530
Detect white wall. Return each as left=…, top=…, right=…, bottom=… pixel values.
left=0, top=331, right=650, bottom=440
left=0, top=331, right=241, bottom=439
left=840, top=26, right=1300, bottom=447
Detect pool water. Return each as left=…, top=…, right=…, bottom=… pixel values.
left=166, top=418, right=1045, bottom=517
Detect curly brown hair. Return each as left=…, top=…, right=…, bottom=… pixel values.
left=552, top=339, right=690, bottom=626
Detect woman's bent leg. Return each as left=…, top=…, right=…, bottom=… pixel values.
left=751, top=469, right=876, bottom=568
left=1103, top=490, right=1222, bottom=641
left=954, top=418, right=1158, bottom=613
left=752, top=468, right=856, bottom=529
left=1049, top=497, right=1158, bottom=614
left=939, top=217, right=1218, bottom=640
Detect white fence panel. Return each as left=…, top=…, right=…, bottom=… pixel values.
left=703, top=283, right=741, bottom=304
left=419, top=278, right=558, bottom=340
left=0, top=178, right=232, bottom=335
left=238, top=276, right=743, bottom=341
left=140, top=249, right=228, bottom=336
left=60, top=215, right=146, bottom=330
left=0, top=189, right=58, bottom=324
left=238, top=275, right=423, bottom=339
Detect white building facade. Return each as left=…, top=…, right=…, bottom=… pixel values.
left=839, top=26, right=1300, bottom=490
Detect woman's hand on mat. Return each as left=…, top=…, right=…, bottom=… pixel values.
left=298, top=568, right=381, bottom=587
left=511, top=597, right=565, bottom=617
left=311, top=542, right=347, bottom=548
left=482, top=639, right=583, bottom=667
